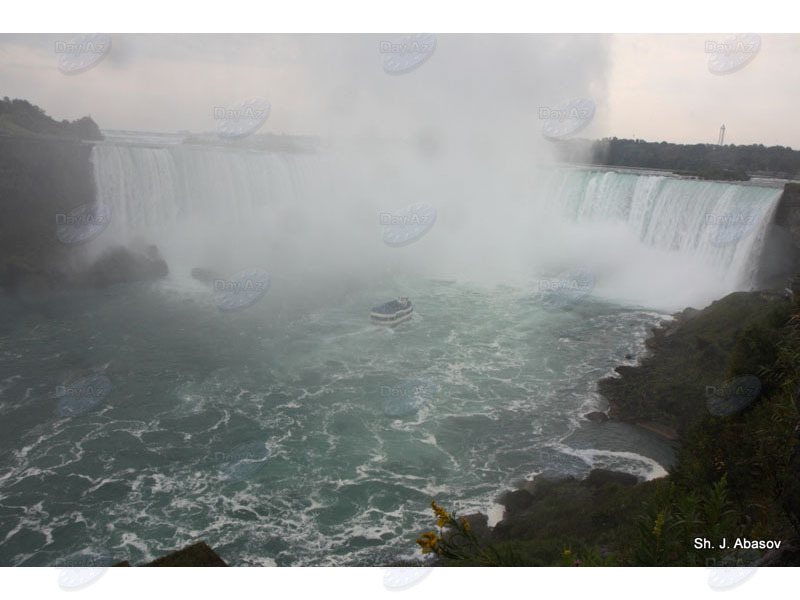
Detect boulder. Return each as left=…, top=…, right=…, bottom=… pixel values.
left=581, top=468, right=638, bottom=488
left=497, top=489, right=535, bottom=515
left=584, top=411, right=609, bottom=423
left=458, top=512, right=491, bottom=541
left=78, top=245, right=168, bottom=287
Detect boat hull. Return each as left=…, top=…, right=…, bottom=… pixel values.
left=370, top=307, right=413, bottom=326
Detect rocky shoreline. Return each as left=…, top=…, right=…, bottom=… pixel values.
left=408, top=283, right=800, bottom=567
left=598, top=290, right=792, bottom=441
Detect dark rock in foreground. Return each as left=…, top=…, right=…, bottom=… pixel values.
left=113, top=541, right=227, bottom=567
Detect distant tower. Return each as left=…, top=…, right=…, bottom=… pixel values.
left=718, top=124, right=726, bottom=146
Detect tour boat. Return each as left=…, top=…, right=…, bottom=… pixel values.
left=370, top=296, right=413, bottom=326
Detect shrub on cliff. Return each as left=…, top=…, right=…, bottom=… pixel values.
left=662, top=295, right=800, bottom=562
left=630, top=476, right=743, bottom=566
left=554, top=137, right=800, bottom=178
left=728, top=302, right=793, bottom=389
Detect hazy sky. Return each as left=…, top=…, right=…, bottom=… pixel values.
left=0, top=33, right=798, bottom=148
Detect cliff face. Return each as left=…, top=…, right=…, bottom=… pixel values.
left=756, top=183, right=800, bottom=289
left=0, top=135, right=97, bottom=289
left=0, top=135, right=169, bottom=292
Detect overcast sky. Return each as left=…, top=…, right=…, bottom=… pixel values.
left=0, top=33, right=798, bottom=148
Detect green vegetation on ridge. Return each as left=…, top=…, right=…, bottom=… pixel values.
left=0, top=97, right=102, bottom=140
left=554, top=137, right=800, bottom=180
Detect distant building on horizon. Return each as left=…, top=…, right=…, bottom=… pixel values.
left=718, top=124, right=726, bottom=146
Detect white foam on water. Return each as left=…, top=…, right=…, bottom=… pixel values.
left=555, top=445, right=669, bottom=481
left=487, top=502, right=505, bottom=527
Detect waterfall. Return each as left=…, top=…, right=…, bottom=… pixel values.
left=89, top=134, right=784, bottom=310
left=89, top=136, right=345, bottom=284
left=91, top=140, right=325, bottom=246
left=540, top=168, right=781, bottom=285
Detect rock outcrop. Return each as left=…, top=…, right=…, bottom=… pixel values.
left=76, top=245, right=168, bottom=287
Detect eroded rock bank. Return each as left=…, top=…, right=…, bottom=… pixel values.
left=598, top=289, right=793, bottom=442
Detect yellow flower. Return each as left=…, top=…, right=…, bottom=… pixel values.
left=428, top=499, right=456, bottom=531
left=462, top=517, right=471, bottom=532
left=563, top=549, right=572, bottom=557
left=430, top=499, right=450, bottom=525
left=416, top=531, right=440, bottom=554
left=652, top=513, right=665, bottom=536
